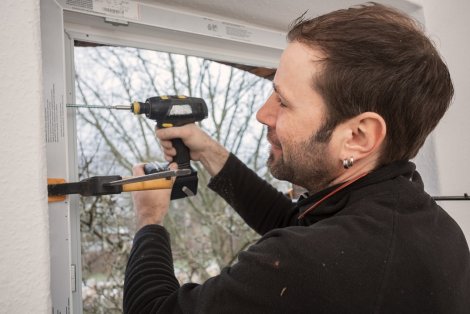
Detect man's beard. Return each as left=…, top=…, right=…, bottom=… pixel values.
left=267, top=127, right=338, bottom=193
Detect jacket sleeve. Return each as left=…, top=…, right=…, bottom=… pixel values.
left=208, top=153, right=298, bottom=235
left=123, top=225, right=181, bottom=314
left=124, top=224, right=316, bottom=314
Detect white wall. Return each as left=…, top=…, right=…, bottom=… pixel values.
left=0, top=0, right=51, bottom=312
left=419, top=0, right=470, bottom=243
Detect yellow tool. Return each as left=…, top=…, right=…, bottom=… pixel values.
left=47, top=169, right=190, bottom=203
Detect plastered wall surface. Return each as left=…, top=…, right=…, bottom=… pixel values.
left=0, top=0, right=51, bottom=312
left=419, top=0, right=470, bottom=242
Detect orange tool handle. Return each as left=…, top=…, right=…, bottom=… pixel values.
left=121, top=177, right=174, bottom=192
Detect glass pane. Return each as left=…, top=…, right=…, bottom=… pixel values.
left=74, top=45, right=282, bottom=313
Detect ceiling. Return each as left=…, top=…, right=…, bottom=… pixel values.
left=140, top=0, right=422, bottom=32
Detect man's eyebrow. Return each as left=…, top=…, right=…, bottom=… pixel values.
left=272, top=82, right=280, bottom=94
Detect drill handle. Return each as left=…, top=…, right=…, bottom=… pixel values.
left=172, top=138, right=191, bottom=169
left=155, top=123, right=191, bottom=168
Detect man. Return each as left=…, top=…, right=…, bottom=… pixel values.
left=124, top=3, right=470, bottom=313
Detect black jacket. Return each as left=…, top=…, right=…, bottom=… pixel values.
left=124, top=154, right=470, bottom=313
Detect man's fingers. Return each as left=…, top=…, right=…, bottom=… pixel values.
left=160, top=139, right=174, bottom=150
left=156, top=124, right=192, bottom=141
left=132, top=162, right=176, bottom=177
left=168, top=162, right=178, bottom=171
left=161, top=146, right=177, bottom=159
left=159, top=138, right=178, bottom=160
left=132, top=163, right=146, bottom=176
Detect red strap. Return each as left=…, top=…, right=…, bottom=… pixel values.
left=298, top=172, right=369, bottom=220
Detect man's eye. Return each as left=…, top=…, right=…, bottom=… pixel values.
left=276, top=96, right=287, bottom=107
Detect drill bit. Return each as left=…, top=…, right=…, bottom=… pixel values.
left=66, top=104, right=131, bottom=110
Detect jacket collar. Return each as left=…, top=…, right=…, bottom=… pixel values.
left=296, top=160, right=418, bottom=225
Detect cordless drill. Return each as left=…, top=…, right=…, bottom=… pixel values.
left=131, top=95, right=208, bottom=199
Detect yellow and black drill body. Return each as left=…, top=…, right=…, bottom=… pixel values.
left=132, top=95, right=208, bottom=199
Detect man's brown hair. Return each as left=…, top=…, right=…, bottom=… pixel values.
left=288, top=3, right=453, bottom=165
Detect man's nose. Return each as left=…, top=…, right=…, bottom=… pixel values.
left=256, top=93, right=278, bottom=127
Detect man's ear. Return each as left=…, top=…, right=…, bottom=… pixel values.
left=337, top=112, right=386, bottom=161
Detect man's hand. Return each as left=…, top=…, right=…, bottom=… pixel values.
left=156, top=124, right=230, bottom=177
left=131, top=163, right=175, bottom=229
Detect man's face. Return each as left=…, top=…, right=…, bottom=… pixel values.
left=256, top=42, right=339, bottom=192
